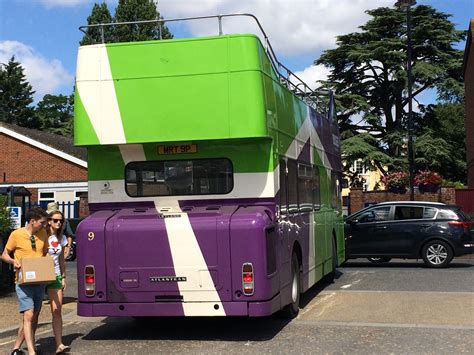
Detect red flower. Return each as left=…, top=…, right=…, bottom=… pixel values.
left=414, top=170, right=442, bottom=186
left=381, top=171, right=409, bottom=189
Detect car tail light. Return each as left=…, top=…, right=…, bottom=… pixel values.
left=448, top=221, right=473, bottom=230
left=85, top=265, right=95, bottom=297
left=242, top=263, right=254, bottom=296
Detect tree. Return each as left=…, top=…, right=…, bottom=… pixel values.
left=114, top=0, right=172, bottom=42
left=0, top=196, right=12, bottom=237
left=36, top=94, right=74, bottom=136
left=315, top=5, right=465, bottom=180
left=80, top=0, right=173, bottom=45
left=0, top=57, right=39, bottom=128
left=415, top=103, right=466, bottom=182
left=80, top=2, right=114, bottom=45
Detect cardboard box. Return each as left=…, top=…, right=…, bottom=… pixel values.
left=17, top=256, right=56, bottom=285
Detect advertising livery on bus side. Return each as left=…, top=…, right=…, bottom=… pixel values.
left=75, top=14, right=344, bottom=318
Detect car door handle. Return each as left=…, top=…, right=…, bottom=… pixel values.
left=376, top=226, right=387, bottom=229
left=420, top=224, right=431, bottom=227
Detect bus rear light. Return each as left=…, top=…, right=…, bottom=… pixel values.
left=242, top=263, right=254, bottom=296
left=84, top=265, right=95, bottom=297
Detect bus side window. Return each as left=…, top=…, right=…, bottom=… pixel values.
left=331, top=171, right=341, bottom=209
left=287, top=159, right=298, bottom=214
left=298, top=163, right=313, bottom=213
left=279, top=159, right=288, bottom=215
left=312, top=166, right=321, bottom=210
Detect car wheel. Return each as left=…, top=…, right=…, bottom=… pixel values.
left=281, top=253, right=301, bottom=319
left=367, top=257, right=392, bottom=263
left=422, top=240, right=453, bottom=268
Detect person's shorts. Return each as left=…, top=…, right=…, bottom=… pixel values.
left=15, top=284, right=46, bottom=313
left=46, top=275, right=63, bottom=290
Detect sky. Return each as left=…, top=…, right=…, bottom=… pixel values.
left=0, top=0, right=472, bottom=102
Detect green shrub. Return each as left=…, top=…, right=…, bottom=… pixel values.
left=0, top=196, right=13, bottom=237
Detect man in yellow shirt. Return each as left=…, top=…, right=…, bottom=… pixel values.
left=1, top=207, right=48, bottom=355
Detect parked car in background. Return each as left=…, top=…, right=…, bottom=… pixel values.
left=345, top=201, right=474, bottom=268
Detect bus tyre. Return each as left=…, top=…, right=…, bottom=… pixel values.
left=281, top=253, right=301, bottom=319
left=422, top=240, right=453, bottom=268
left=323, top=237, right=337, bottom=283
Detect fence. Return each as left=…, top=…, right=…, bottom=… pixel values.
left=33, top=201, right=80, bottom=219
left=455, top=189, right=474, bottom=215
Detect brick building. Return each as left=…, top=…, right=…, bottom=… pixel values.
left=464, top=19, right=474, bottom=188
left=0, top=122, right=87, bottom=215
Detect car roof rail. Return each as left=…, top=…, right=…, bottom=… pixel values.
left=376, top=201, right=446, bottom=206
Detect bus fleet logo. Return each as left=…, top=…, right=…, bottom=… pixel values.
left=150, top=276, right=187, bottom=282
left=100, top=181, right=114, bottom=195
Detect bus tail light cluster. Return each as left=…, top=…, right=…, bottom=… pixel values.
left=84, top=265, right=95, bottom=297
left=242, top=263, right=254, bottom=296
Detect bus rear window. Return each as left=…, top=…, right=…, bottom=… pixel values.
left=125, top=159, right=233, bottom=197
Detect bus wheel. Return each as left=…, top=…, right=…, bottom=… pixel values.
left=281, top=253, right=301, bottom=319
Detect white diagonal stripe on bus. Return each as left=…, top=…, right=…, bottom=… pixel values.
left=76, top=45, right=126, bottom=144
left=119, top=144, right=146, bottom=164
left=158, top=204, right=226, bottom=316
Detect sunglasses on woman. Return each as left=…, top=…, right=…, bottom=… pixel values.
left=50, top=218, right=63, bottom=224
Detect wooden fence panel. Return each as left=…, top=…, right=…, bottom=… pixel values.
left=455, top=189, right=474, bottom=214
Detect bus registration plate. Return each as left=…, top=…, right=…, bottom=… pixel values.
left=158, top=144, right=197, bottom=155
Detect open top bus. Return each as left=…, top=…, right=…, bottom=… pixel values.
left=75, top=14, right=344, bottom=318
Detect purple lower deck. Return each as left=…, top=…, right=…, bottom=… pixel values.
left=76, top=199, right=316, bottom=317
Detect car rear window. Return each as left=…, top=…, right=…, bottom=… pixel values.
left=394, top=206, right=423, bottom=220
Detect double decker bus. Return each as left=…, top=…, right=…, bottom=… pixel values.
left=75, top=14, right=344, bottom=318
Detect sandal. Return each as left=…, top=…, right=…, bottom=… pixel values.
left=55, top=344, right=71, bottom=353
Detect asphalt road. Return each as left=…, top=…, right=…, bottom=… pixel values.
left=1, top=257, right=473, bottom=354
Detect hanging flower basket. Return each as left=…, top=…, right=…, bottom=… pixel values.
left=418, top=184, right=439, bottom=194
left=381, top=172, right=409, bottom=194
left=415, top=170, right=442, bottom=194
left=388, top=186, right=407, bottom=194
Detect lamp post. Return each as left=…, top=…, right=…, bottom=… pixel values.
left=395, top=0, right=416, bottom=201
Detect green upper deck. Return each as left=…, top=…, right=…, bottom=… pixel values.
left=74, top=34, right=278, bottom=146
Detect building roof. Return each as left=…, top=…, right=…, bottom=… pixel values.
left=463, top=19, right=474, bottom=79
left=0, top=122, right=87, bottom=166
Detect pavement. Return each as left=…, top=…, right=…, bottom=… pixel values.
left=0, top=287, right=77, bottom=337
left=0, top=261, right=79, bottom=338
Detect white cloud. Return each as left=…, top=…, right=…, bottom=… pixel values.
left=0, top=41, right=74, bottom=100
left=158, top=0, right=394, bottom=57
left=294, top=64, right=330, bottom=90
left=38, top=0, right=91, bottom=7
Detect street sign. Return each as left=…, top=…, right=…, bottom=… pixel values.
left=7, top=207, right=21, bottom=229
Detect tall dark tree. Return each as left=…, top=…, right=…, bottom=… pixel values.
left=315, top=5, right=465, bottom=181
left=0, top=57, right=39, bottom=128
left=114, top=0, right=172, bottom=42
left=80, top=2, right=114, bottom=45
left=415, top=103, right=466, bottom=182
left=36, top=94, right=74, bottom=136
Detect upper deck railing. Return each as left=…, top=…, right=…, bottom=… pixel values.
left=79, top=13, right=334, bottom=120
